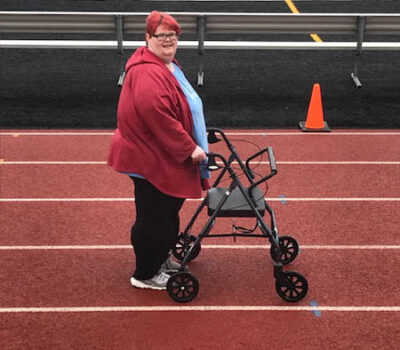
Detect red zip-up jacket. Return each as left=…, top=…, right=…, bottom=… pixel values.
left=108, top=47, right=205, bottom=198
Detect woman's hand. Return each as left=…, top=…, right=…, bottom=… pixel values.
left=191, top=145, right=207, bottom=162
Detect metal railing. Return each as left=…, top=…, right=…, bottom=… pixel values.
left=2, top=11, right=400, bottom=87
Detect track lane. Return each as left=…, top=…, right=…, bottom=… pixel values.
left=1, top=130, right=400, bottom=162
left=2, top=311, right=399, bottom=350
left=1, top=128, right=399, bottom=350
left=1, top=310, right=400, bottom=350
left=0, top=249, right=399, bottom=307
left=0, top=201, right=399, bottom=246
left=1, top=163, right=399, bottom=198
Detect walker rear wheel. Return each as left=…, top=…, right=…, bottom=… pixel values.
left=270, top=236, right=299, bottom=265
left=173, top=234, right=201, bottom=262
left=167, top=272, right=199, bottom=303
left=275, top=271, right=308, bottom=302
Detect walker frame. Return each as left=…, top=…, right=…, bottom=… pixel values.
left=167, top=128, right=308, bottom=303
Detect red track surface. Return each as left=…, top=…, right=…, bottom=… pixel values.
left=1, top=201, right=399, bottom=246
left=1, top=129, right=399, bottom=349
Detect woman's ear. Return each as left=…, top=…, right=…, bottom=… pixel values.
left=145, top=33, right=150, bottom=47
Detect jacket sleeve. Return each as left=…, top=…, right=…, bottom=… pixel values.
left=132, top=68, right=197, bottom=164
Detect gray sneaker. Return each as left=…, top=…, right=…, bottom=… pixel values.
left=130, top=271, right=170, bottom=290
left=160, top=256, right=185, bottom=273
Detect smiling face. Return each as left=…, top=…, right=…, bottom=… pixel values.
left=146, top=24, right=178, bottom=64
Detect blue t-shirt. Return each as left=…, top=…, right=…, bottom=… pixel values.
left=173, top=63, right=210, bottom=179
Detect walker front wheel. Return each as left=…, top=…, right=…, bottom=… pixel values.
left=275, top=271, right=308, bottom=302
left=270, top=236, right=299, bottom=265
left=173, top=234, right=201, bottom=262
left=167, top=272, right=199, bottom=303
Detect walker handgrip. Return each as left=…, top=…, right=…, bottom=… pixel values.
left=206, top=152, right=228, bottom=170
left=267, top=147, right=277, bottom=174
left=206, top=127, right=232, bottom=148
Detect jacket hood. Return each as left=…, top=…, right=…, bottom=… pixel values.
left=125, top=46, right=179, bottom=73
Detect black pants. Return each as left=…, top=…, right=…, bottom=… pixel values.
left=130, top=177, right=185, bottom=280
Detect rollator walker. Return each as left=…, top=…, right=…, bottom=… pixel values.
left=166, top=128, right=308, bottom=303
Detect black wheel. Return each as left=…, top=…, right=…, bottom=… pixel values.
left=172, top=234, right=201, bottom=262
left=167, top=272, right=199, bottom=303
left=275, top=271, right=308, bottom=302
left=270, top=236, right=299, bottom=265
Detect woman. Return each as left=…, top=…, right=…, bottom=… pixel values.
left=108, top=11, right=210, bottom=290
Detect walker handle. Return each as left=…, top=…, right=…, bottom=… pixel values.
left=267, top=147, right=277, bottom=173
left=207, top=127, right=232, bottom=147
left=246, top=146, right=277, bottom=175
left=206, top=152, right=227, bottom=171
left=247, top=146, right=278, bottom=190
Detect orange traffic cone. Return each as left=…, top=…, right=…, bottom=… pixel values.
left=299, top=83, right=330, bottom=132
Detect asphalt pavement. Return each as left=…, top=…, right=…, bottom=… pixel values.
left=1, top=1, right=399, bottom=128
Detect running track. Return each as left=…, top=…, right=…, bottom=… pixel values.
left=0, top=129, right=399, bottom=349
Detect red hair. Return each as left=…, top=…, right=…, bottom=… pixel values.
left=146, top=11, right=181, bottom=36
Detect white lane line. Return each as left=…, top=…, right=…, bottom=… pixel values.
left=266, top=198, right=400, bottom=201
left=0, top=245, right=132, bottom=250
left=0, top=198, right=136, bottom=202
left=1, top=161, right=399, bottom=165
left=0, top=132, right=113, bottom=136
left=1, top=245, right=399, bottom=250
left=276, top=161, right=400, bottom=165
left=1, top=132, right=399, bottom=136
left=300, top=245, right=400, bottom=250
left=1, top=198, right=400, bottom=202
left=204, top=245, right=400, bottom=250
left=1, top=305, right=399, bottom=313
left=1, top=161, right=106, bottom=164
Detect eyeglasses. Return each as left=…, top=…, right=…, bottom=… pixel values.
left=151, top=32, right=178, bottom=42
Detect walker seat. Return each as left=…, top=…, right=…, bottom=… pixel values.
left=207, top=186, right=265, bottom=217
